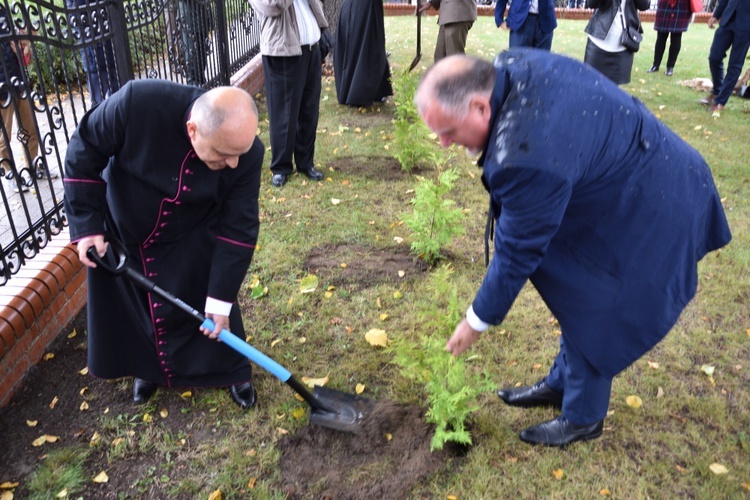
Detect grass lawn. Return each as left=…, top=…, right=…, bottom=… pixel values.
left=6, top=16, right=749, bottom=499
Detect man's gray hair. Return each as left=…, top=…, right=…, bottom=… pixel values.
left=417, top=56, right=495, bottom=119
left=191, top=87, right=258, bottom=136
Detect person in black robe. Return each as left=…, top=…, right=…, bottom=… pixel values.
left=64, top=81, right=263, bottom=409
left=334, top=0, right=393, bottom=106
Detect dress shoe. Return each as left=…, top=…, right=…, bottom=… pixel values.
left=271, top=173, right=288, bottom=187
left=497, top=379, right=563, bottom=408
left=699, top=95, right=716, bottom=106
left=646, top=65, right=658, bottom=73
left=665, top=67, right=674, bottom=77
left=707, top=103, right=724, bottom=117
left=133, top=378, right=157, bottom=404
left=299, top=166, right=324, bottom=181
left=229, top=381, right=257, bottom=409
left=519, top=416, right=604, bottom=447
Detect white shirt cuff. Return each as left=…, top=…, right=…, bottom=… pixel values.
left=466, top=306, right=490, bottom=332
left=205, top=297, right=233, bottom=317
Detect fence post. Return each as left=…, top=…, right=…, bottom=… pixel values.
left=108, top=0, right=134, bottom=84
left=213, top=0, right=230, bottom=85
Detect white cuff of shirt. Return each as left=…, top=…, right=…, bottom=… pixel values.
left=205, top=297, right=233, bottom=317
left=466, top=306, right=490, bottom=332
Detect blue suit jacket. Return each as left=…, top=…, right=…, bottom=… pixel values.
left=474, top=49, right=731, bottom=378
left=495, top=0, right=558, bottom=32
left=713, top=0, right=750, bottom=28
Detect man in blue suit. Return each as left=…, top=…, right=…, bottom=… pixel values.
left=495, top=0, right=557, bottom=50
left=701, top=0, right=750, bottom=116
left=416, top=51, right=731, bottom=447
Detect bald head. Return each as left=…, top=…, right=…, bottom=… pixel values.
left=416, top=55, right=495, bottom=120
left=187, top=87, right=259, bottom=170
left=416, top=56, right=496, bottom=154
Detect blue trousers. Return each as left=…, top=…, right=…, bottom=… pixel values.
left=708, top=21, right=750, bottom=106
left=509, top=14, right=553, bottom=51
left=544, top=335, right=612, bottom=425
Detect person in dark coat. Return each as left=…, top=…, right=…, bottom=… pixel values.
left=584, top=0, right=650, bottom=85
left=495, top=0, right=557, bottom=50
left=416, top=51, right=731, bottom=447
left=647, top=0, right=693, bottom=76
left=701, top=0, right=750, bottom=116
left=334, top=0, right=392, bottom=106
left=64, top=81, right=264, bottom=409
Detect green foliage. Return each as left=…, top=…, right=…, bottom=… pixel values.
left=401, top=167, right=465, bottom=264
left=391, top=70, right=435, bottom=172
left=27, top=446, right=89, bottom=499
left=390, top=265, right=490, bottom=451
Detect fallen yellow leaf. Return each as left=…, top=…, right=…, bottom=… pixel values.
left=447, top=495, right=458, bottom=500
left=207, top=490, right=222, bottom=500
left=709, top=463, right=728, bottom=475
left=701, top=364, right=715, bottom=376
left=340, top=262, right=347, bottom=268
left=79, top=387, right=88, bottom=396
left=331, top=198, right=340, bottom=205
left=0, top=482, right=19, bottom=489
left=397, top=270, right=405, bottom=277
left=301, top=375, right=329, bottom=388
left=181, top=391, right=192, bottom=399
left=324, top=291, right=333, bottom=298
left=143, top=413, right=153, bottom=423
left=355, top=384, right=365, bottom=394
left=276, top=427, right=289, bottom=435
left=600, top=488, right=611, bottom=495
left=44, top=353, right=55, bottom=361
left=299, top=274, right=319, bottom=294
left=393, top=236, right=404, bottom=244
left=625, top=395, right=643, bottom=408
left=379, top=314, right=389, bottom=321
left=49, top=396, right=58, bottom=409
left=56, top=489, right=67, bottom=498
left=740, top=482, right=750, bottom=491
left=393, top=291, right=402, bottom=299
left=675, top=464, right=687, bottom=473
left=32, top=436, right=47, bottom=447
left=291, top=407, right=306, bottom=419
left=365, top=329, right=388, bottom=347
left=552, top=468, right=565, bottom=480
left=80, top=401, right=89, bottom=411
left=111, top=438, right=124, bottom=447
left=26, top=420, right=37, bottom=427
left=647, top=361, right=660, bottom=369
left=90, top=431, right=100, bottom=446
left=247, top=477, right=257, bottom=489
left=0, top=491, right=12, bottom=500
left=385, top=433, right=392, bottom=441
left=67, top=329, right=77, bottom=338
left=270, top=339, right=282, bottom=348
left=92, top=471, right=109, bottom=483
left=160, top=409, right=168, bottom=418
left=79, top=367, right=88, bottom=375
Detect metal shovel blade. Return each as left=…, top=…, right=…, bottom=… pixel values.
left=408, top=0, right=422, bottom=72
left=309, top=385, right=376, bottom=434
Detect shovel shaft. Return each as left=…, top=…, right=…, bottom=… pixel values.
left=202, top=318, right=292, bottom=382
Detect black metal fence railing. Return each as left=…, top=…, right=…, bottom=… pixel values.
left=0, top=0, right=261, bottom=286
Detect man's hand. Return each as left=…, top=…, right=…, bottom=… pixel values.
left=500, top=21, right=509, bottom=30
left=76, top=235, right=107, bottom=268
left=708, top=16, right=719, bottom=28
left=201, top=313, right=230, bottom=340
left=417, top=1, right=432, bottom=14
left=446, top=319, right=482, bottom=356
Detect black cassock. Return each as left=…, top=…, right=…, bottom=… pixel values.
left=64, top=80, right=264, bottom=388
left=334, top=0, right=393, bottom=106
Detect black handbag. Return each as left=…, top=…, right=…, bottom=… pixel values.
left=618, top=5, right=642, bottom=52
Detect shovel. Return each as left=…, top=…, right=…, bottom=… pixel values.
left=408, top=0, right=422, bottom=72
left=86, top=237, right=374, bottom=434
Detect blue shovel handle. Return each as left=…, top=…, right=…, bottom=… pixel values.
left=201, top=318, right=291, bottom=383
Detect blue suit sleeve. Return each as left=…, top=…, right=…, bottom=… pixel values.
left=495, top=0, right=508, bottom=26
left=472, top=165, right=572, bottom=326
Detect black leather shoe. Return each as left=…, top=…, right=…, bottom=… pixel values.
left=299, top=166, right=324, bottom=181
left=665, top=67, right=674, bottom=76
left=133, top=378, right=157, bottom=404
left=647, top=65, right=658, bottom=73
left=229, top=381, right=257, bottom=410
left=271, top=173, right=288, bottom=187
left=497, top=379, right=563, bottom=408
left=519, top=416, right=604, bottom=447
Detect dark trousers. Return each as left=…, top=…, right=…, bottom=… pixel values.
left=262, top=46, right=321, bottom=176
left=509, top=14, right=553, bottom=51
left=653, top=31, right=682, bottom=69
left=708, top=21, right=750, bottom=105
left=545, top=335, right=613, bottom=425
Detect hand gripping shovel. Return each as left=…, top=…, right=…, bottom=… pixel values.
left=86, top=237, right=374, bottom=434
left=408, top=0, right=422, bottom=72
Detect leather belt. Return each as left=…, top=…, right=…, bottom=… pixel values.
left=300, top=43, right=319, bottom=52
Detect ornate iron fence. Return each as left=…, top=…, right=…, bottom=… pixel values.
left=0, top=0, right=261, bottom=285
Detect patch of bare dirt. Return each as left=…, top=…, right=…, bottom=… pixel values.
left=304, top=243, right=429, bottom=290
left=327, top=155, right=424, bottom=182
left=278, top=402, right=466, bottom=498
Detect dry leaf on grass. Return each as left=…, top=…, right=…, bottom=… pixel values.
left=626, top=395, right=643, bottom=408
left=365, top=329, right=388, bottom=347
left=709, top=463, right=728, bottom=475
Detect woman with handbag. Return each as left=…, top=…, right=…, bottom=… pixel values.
left=583, top=0, right=650, bottom=85
left=648, top=0, right=695, bottom=76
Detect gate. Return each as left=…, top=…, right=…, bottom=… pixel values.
left=0, top=0, right=261, bottom=285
